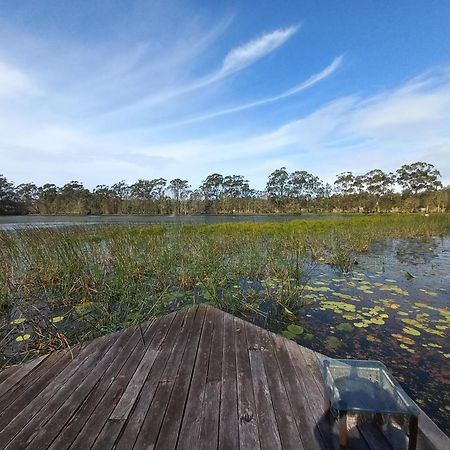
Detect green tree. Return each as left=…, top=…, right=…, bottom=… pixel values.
left=169, top=178, right=190, bottom=214
left=0, top=175, right=19, bottom=214
left=363, top=169, right=394, bottom=196
left=266, top=167, right=289, bottom=209
left=396, top=162, right=442, bottom=194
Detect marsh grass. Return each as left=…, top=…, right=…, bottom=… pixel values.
left=1, top=213, right=449, bottom=364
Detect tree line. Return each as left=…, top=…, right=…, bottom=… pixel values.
left=0, top=161, right=448, bottom=215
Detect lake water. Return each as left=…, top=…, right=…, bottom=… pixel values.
left=272, top=236, right=449, bottom=434
left=0, top=213, right=342, bottom=230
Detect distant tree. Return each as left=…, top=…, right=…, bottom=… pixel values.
left=169, top=178, right=190, bottom=214
left=201, top=174, right=224, bottom=201
left=111, top=181, right=130, bottom=200
left=396, top=162, right=442, bottom=194
left=334, top=172, right=356, bottom=195
left=0, top=175, right=20, bottom=214
left=363, top=170, right=394, bottom=197
left=15, top=183, right=39, bottom=213
left=288, top=171, right=322, bottom=200
left=266, top=167, right=289, bottom=209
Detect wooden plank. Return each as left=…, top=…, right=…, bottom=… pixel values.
left=113, top=307, right=198, bottom=450
left=0, top=350, right=79, bottom=431
left=285, top=340, right=339, bottom=450
left=357, top=422, right=393, bottom=450
left=70, top=311, right=178, bottom=450
left=177, top=306, right=215, bottom=450
left=252, top=328, right=304, bottom=450
left=0, top=355, right=48, bottom=398
left=0, top=365, right=20, bottom=385
left=152, top=304, right=207, bottom=449
left=234, top=316, right=261, bottom=450
left=5, top=327, right=133, bottom=450
left=0, top=331, right=115, bottom=450
left=269, top=334, right=324, bottom=450
left=198, top=308, right=224, bottom=449
left=128, top=305, right=201, bottom=450
left=88, top=316, right=174, bottom=450
left=218, top=312, right=239, bottom=450
left=247, top=324, right=282, bottom=450
left=26, top=323, right=149, bottom=450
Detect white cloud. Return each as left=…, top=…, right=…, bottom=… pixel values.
left=219, top=25, right=299, bottom=77
left=162, top=55, right=343, bottom=127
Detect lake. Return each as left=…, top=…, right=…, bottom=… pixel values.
left=267, top=236, right=449, bottom=433
left=0, top=213, right=331, bottom=229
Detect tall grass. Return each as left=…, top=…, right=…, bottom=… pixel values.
left=1, top=213, right=449, bottom=362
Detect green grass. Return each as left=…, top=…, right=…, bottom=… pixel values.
left=1, top=213, right=449, bottom=362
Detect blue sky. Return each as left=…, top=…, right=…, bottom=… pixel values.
left=1, top=0, right=450, bottom=189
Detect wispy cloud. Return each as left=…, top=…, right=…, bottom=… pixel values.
left=165, top=55, right=343, bottom=126
left=110, top=25, right=300, bottom=115
left=218, top=25, right=299, bottom=77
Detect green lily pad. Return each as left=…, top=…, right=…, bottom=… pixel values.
left=336, top=323, right=353, bottom=333
left=287, top=324, right=304, bottom=335
left=16, top=334, right=31, bottom=342
left=51, top=316, right=64, bottom=324
left=10, top=318, right=26, bottom=325
left=281, top=330, right=296, bottom=340
left=403, top=327, right=421, bottom=336
left=324, top=336, right=342, bottom=351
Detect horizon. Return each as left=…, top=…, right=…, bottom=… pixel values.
left=1, top=1, right=450, bottom=190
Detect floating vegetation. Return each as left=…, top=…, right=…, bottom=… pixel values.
left=10, top=318, right=26, bottom=325
left=324, top=336, right=342, bottom=351
left=379, top=285, right=409, bottom=296
left=403, top=326, right=421, bottom=336
left=15, top=334, right=31, bottom=342
left=281, top=323, right=305, bottom=340
left=391, top=333, right=415, bottom=345
left=50, top=316, right=64, bottom=324
left=419, top=288, right=438, bottom=297
left=336, top=323, right=353, bottom=333
left=399, top=344, right=415, bottom=353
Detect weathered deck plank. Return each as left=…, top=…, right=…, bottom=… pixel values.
left=0, top=305, right=447, bottom=450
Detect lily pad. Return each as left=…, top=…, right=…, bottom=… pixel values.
left=281, top=330, right=296, bottom=340
left=51, top=316, right=64, bottom=324
left=336, top=323, right=353, bottom=333
left=287, top=324, right=304, bottom=335
left=403, top=327, right=421, bottom=336
left=10, top=318, right=26, bottom=325
left=324, top=336, right=342, bottom=351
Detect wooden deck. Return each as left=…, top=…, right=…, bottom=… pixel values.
left=0, top=304, right=448, bottom=449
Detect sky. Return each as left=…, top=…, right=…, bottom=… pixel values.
left=1, top=0, right=450, bottom=190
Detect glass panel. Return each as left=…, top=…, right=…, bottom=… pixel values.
left=320, top=358, right=420, bottom=416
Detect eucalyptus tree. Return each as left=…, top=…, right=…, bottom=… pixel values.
left=15, top=183, right=39, bottom=213
left=58, top=181, right=91, bottom=214
left=201, top=173, right=224, bottom=201
left=0, top=174, right=20, bottom=214
left=266, top=167, right=289, bottom=209
left=111, top=181, right=130, bottom=200
left=222, top=175, right=254, bottom=212
left=396, top=162, right=442, bottom=194
left=334, top=172, right=356, bottom=195
left=363, top=169, right=394, bottom=196
left=169, top=178, right=190, bottom=214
